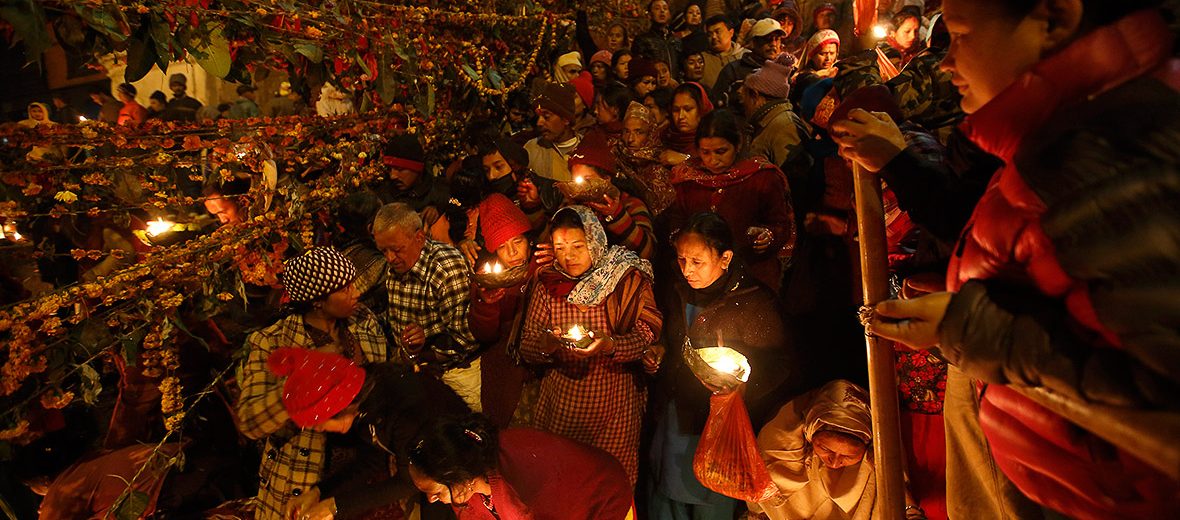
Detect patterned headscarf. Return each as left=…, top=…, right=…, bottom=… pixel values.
left=282, top=247, right=357, bottom=303
left=802, top=29, right=841, bottom=69
left=553, top=205, right=653, bottom=306
left=623, top=101, right=654, bottom=128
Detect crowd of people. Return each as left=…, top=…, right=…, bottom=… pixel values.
left=17, top=72, right=355, bottom=130
left=5, top=0, right=1180, bottom=519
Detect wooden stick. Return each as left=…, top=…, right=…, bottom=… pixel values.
left=852, top=162, right=907, bottom=519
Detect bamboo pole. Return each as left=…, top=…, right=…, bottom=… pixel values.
left=851, top=162, right=907, bottom=519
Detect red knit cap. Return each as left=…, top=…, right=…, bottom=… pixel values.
left=570, top=71, right=595, bottom=108
left=479, top=193, right=532, bottom=252
left=567, top=131, right=615, bottom=174
left=267, top=347, right=365, bottom=428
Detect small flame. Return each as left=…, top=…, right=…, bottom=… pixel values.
left=566, top=324, right=586, bottom=341
left=78, top=116, right=88, bottom=122
left=146, top=217, right=174, bottom=237
left=481, top=261, right=505, bottom=274
left=573, top=176, right=585, bottom=184
left=872, top=24, right=889, bottom=40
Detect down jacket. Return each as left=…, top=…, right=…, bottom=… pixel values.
left=937, top=9, right=1180, bottom=520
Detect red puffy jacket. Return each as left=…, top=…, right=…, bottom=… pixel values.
left=939, top=9, right=1180, bottom=519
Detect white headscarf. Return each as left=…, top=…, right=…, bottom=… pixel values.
left=554, top=52, right=583, bottom=83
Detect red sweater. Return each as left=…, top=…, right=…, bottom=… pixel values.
left=453, top=428, right=633, bottom=520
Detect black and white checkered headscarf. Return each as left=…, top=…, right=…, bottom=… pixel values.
left=282, top=247, right=357, bottom=303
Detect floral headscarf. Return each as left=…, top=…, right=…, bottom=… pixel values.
left=802, top=29, right=841, bottom=70
left=550, top=205, right=653, bottom=306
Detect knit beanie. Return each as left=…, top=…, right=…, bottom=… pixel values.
left=568, top=131, right=615, bottom=174
left=570, top=71, right=596, bottom=109
left=479, top=193, right=532, bottom=252
left=169, top=73, right=187, bottom=86
left=745, top=54, right=798, bottom=99
left=534, top=82, right=578, bottom=123
left=628, top=58, right=660, bottom=85
left=267, top=348, right=365, bottom=428
left=382, top=134, right=426, bottom=173
left=591, top=50, right=613, bottom=66
left=281, top=247, right=357, bottom=303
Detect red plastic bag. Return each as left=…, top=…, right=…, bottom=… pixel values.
left=693, top=390, right=778, bottom=502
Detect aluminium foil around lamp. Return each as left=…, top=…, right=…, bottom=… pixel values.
left=682, top=340, right=751, bottom=393
left=471, top=255, right=530, bottom=289
left=556, top=175, right=616, bottom=203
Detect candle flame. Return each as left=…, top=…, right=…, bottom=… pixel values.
left=481, top=261, right=505, bottom=274
left=872, top=24, right=889, bottom=40
left=566, top=324, right=585, bottom=341
left=146, top=217, right=174, bottom=237
left=574, top=176, right=585, bottom=184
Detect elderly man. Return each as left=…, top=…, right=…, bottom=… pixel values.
left=739, top=55, right=811, bottom=196
left=372, top=203, right=481, bottom=412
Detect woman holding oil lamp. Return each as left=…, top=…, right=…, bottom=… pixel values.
left=647, top=211, right=807, bottom=519
left=517, top=206, right=662, bottom=484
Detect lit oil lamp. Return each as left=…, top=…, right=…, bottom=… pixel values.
left=471, top=256, right=528, bottom=289
left=562, top=324, right=595, bottom=349
left=682, top=340, right=752, bottom=392
left=146, top=217, right=176, bottom=237
left=556, top=175, right=614, bottom=203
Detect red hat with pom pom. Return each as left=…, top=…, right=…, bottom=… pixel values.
left=267, top=347, right=365, bottom=428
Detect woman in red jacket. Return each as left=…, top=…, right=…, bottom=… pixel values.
left=859, top=0, right=1180, bottom=518
left=407, top=413, right=635, bottom=520
left=667, top=109, right=796, bottom=293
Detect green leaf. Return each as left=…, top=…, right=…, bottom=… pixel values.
left=188, top=25, right=232, bottom=79
left=72, top=4, right=129, bottom=43
left=460, top=64, right=480, bottom=81
left=113, top=490, right=150, bottom=520
left=294, top=43, right=323, bottom=64
left=125, top=36, right=157, bottom=83
left=121, top=327, right=147, bottom=366
left=488, top=69, right=504, bottom=90
left=79, top=363, right=102, bottom=405
left=0, top=0, right=52, bottom=61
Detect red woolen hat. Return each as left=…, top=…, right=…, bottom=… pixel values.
left=267, top=347, right=365, bottom=428
left=567, top=131, right=615, bottom=174
left=570, top=71, right=595, bottom=108
left=479, top=193, right=532, bottom=252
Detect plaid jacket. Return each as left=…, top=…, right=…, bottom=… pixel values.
left=235, top=307, right=388, bottom=520
left=382, top=240, right=477, bottom=369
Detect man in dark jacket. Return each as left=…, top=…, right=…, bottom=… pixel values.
left=163, top=73, right=203, bottom=122
left=634, top=0, right=682, bottom=80
left=739, top=54, right=811, bottom=203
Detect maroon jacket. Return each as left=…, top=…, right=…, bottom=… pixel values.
left=940, top=9, right=1180, bottom=519
left=668, top=156, right=797, bottom=293
left=453, top=428, right=633, bottom=520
